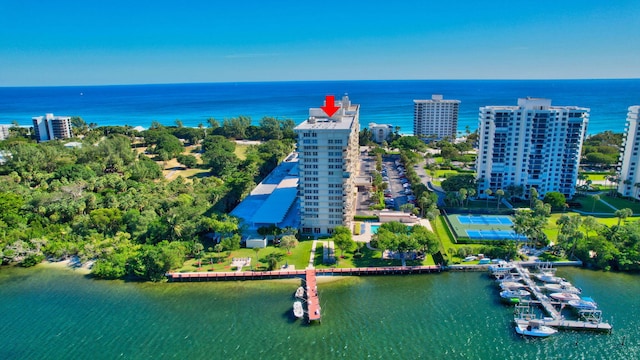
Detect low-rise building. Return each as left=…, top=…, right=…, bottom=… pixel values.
left=368, top=122, right=393, bottom=143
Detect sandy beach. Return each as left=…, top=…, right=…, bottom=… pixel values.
left=41, top=258, right=94, bottom=275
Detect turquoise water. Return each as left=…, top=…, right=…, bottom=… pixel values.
left=0, top=266, right=638, bottom=359
left=371, top=225, right=380, bottom=234
left=1, top=79, right=639, bottom=135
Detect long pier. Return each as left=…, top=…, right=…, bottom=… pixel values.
left=305, top=268, right=321, bottom=323
left=166, top=265, right=442, bottom=281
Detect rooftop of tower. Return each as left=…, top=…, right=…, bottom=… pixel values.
left=295, top=95, right=359, bottom=131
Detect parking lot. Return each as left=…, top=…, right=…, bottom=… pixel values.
left=381, top=156, right=415, bottom=211
left=354, top=152, right=417, bottom=214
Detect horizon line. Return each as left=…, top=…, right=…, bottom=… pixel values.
left=2, top=77, right=640, bottom=89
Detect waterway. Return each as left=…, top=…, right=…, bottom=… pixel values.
left=0, top=265, right=637, bottom=359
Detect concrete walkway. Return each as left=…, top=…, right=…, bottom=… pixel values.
left=308, top=240, right=317, bottom=269
left=598, top=198, right=619, bottom=211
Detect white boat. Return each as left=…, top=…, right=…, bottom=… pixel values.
left=568, top=297, right=598, bottom=310
left=294, top=286, right=305, bottom=299
left=515, top=320, right=558, bottom=337
left=535, top=273, right=564, bottom=283
left=500, top=289, right=530, bottom=304
left=500, top=281, right=527, bottom=290
left=543, top=282, right=581, bottom=294
left=495, top=273, right=523, bottom=283
left=293, top=301, right=304, bottom=318
left=488, top=261, right=515, bottom=276
left=549, top=292, right=581, bottom=302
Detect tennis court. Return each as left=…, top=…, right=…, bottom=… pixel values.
left=465, top=229, right=527, bottom=241
left=457, top=215, right=513, bottom=226
left=445, top=214, right=527, bottom=242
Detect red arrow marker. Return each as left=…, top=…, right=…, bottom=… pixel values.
left=320, top=95, right=340, bottom=117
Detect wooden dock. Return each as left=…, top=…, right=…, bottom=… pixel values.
left=511, top=263, right=613, bottom=333
left=305, top=268, right=321, bottom=323
left=515, top=318, right=612, bottom=332
left=513, top=265, right=562, bottom=319
left=166, top=265, right=442, bottom=281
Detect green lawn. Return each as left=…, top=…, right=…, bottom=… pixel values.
left=581, top=173, right=611, bottom=182
left=314, top=242, right=434, bottom=269
left=572, top=195, right=616, bottom=213
left=234, top=143, right=251, bottom=160
left=176, top=241, right=313, bottom=272
left=543, top=213, right=640, bottom=244
left=435, top=169, right=459, bottom=178
left=601, top=195, right=640, bottom=214
left=431, top=216, right=482, bottom=263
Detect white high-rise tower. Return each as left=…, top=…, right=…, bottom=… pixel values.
left=476, top=98, right=589, bottom=199
left=294, top=95, right=360, bottom=236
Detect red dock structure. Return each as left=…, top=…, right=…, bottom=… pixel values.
left=305, top=268, right=321, bottom=323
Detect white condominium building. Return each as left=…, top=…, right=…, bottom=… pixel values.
left=618, top=106, right=640, bottom=198
left=476, top=98, right=589, bottom=199
left=0, top=125, right=10, bottom=140
left=32, top=113, right=72, bottom=142
left=294, top=95, right=360, bottom=236
left=368, top=122, right=393, bottom=143
left=413, top=94, right=460, bottom=140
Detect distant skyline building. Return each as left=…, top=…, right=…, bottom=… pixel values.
left=294, top=95, right=360, bottom=236
left=618, top=106, right=640, bottom=198
left=0, top=125, right=10, bottom=140
left=413, top=94, right=460, bottom=140
left=476, top=98, right=589, bottom=200
left=32, top=113, right=72, bottom=142
left=368, top=122, right=393, bottom=143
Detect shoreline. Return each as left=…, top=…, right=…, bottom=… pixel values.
left=40, top=258, right=93, bottom=275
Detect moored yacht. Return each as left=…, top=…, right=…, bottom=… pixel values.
left=549, top=292, right=581, bottom=302
left=515, top=320, right=558, bottom=337
left=500, top=289, right=530, bottom=304
left=293, top=301, right=304, bottom=318
left=568, top=297, right=598, bottom=311
left=500, top=281, right=527, bottom=291
left=543, top=282, right=581, bottom=294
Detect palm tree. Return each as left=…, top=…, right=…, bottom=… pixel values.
left=459, top=188, right=468, bottom=208
left=591, top=194, right=600, bottom=213
left=577, top=173, right=587, bottom=187
left=529, top=187, right=538, bottom=208
left=615, top=208, right=633, bottom=227
left=467, top=188, right=476, bottom=207
left=582, top=216, right=599, bottom=240
left=484, top=189, right=492, bottom=208
left=495, top=189, right=505, bottom=209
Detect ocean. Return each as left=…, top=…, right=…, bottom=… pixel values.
left=0, top=265, right=638, bottom=359
left=1, top=79, right=639, bottom=135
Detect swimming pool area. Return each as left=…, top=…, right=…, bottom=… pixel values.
left=371, top=225, right=380, bottom=234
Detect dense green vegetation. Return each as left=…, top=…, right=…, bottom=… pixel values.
left=581, top=131, right=623, bottom=168
left=0, top=118, right=295, bottom=280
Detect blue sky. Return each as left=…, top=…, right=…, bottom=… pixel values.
left=1, top=0, right=639, bottom=86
